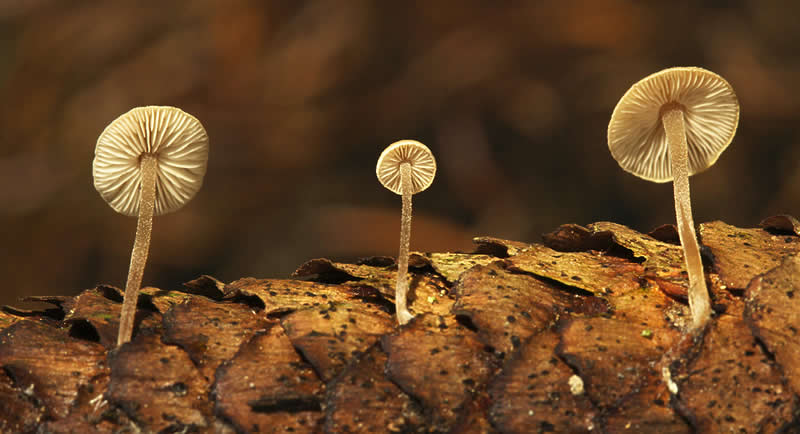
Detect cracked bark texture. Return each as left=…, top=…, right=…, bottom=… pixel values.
left=1, top=218, right=799, bottom=433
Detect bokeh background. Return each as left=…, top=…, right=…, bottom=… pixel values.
left=2, top=1, right=799, bottom=307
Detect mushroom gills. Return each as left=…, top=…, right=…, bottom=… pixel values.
left=607, top=67, right=738, bottom=333
left=374, top=140, right=437, bottom=325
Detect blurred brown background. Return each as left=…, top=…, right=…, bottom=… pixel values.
left=2, top=1, right=799, bottom=307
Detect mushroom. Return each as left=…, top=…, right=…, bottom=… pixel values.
left=376, top=140, right=437, bottom=325
left=608, top=67, right=739, bottom=331
left=93, top=106, right=209, bottom=346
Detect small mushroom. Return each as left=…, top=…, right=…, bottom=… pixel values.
left=376, top=140, right=437, bottom=325
left=93, top=106, right=209, bottom=345
left=608, top=67, right=739, bottom=331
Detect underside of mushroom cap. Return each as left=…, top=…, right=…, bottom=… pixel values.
left=608, top=67, right=739, bottom=183
left=93, top=106, right=210, bottom=216
left=376, top=140, right=437, bottom=195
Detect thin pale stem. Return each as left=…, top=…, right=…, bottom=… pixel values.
left=117, top=153, right=158, bottom=346
left=663, top=107, right=712, bottom=331
left=396, top=162, right=414, bottom=325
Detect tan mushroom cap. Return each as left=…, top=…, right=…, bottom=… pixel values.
left=608, top=67, right=740, bottom=183
left=376, top=140, right=437, bottom=195
left=93, top=106, right=209, bottom=216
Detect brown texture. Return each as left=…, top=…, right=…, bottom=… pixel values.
left=213, top=324, right=325, bottom=432
left=0, top=319, right=107, bottom=419
left=603, top=369, right=690, bottom=433
left=451, top=262, right=572, bottom=356
left=382, top=314, right=495, bottom=431
left=107, top=332, right=212, bottom=431
left=293, top=256, right=454, bottom=318
left=745, top=254, right=800, bottom=395
left=545, top=221, right=690, bottom=297
left=700, top=220, right=800, bottom=290
left=557, top=316, right=677, bottom=410
left=281, top=302, right=394, bottom=382
left=418, top=252, right=498, bottom=284
left=489, top=331, right=599, bottom=433
left=162, top=296, right=271, bottom=381
left=760, top=214, right=800, bottom=236
left=1, top=219, right=799, bottom=432
left=0, top=368, right=45, bottom=432
left=507, top=243, right=643, bottom=295
left=0, top=309, right=22, bottom=330
left=62, top=287, right=129, bottom=349
left=588, top=221, right=687, bottom=287
left=324, top=344, right=424, bottom=432
left=672, top=304, right=797, bottom=432
left=223, top=277, right=356, bottom=315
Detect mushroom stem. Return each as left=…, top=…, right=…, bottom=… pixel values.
left=395, top=162, right=414, bottom=325
left=662, top=107, right=712, bottom=331
left=117, top=153, right=158, bottom=346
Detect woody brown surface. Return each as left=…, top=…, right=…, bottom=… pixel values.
left=0, top=219, right=799, bottom=432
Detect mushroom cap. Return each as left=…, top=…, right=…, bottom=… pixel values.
left=93, top=106, right=210, bottom=216
left=376, top=140, right=437, bottom=195
left=608, top=67, right=739, bottom=183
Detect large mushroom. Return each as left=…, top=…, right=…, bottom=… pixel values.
left=376, top=140, right=437, bottom=325
left=93, top=106, right=209, bottom=346
left=608, top=67, right=739, bottom=331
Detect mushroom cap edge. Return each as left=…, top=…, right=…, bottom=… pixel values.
left=376, top=139, right=437, bottom=195
left=92, top=105, right=210, bottom=216
left=607, top=66, right=740, bottom=183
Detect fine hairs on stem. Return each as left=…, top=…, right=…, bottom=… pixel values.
left=117, top=154, right=158, bottom=346
left=395, top=163, right=414, bottom=324
left=375, top=140, right=437, bottom=325
left=663, top=108, right=712, bottom=330
left=608, top=67, right=739, bottom=333
left=93, top=106, right=209, bottom=347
